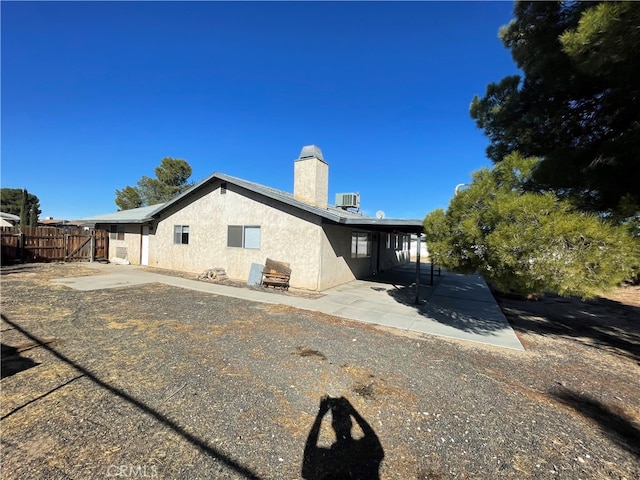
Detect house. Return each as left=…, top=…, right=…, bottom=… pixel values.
left=38, top=217, right=85, bottom=228
left=0, top=212, right=20, bottom=227
left=82, top=146, right=424, bottom=291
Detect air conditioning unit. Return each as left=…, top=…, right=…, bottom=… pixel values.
left=335, top=193, right=360, bottom=209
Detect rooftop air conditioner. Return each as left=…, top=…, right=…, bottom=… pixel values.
left=335, top=193, right=360, bottom=209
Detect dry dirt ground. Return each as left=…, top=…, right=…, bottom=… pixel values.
left=1, top=263, right=638, bottom=480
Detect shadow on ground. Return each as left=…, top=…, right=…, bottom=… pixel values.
left=0, top=313, right=264, bottom=479
left=549, top=386, right=640, bottom=457
left=366, top=266, right=440, bottom=307
left=371, top=264, right=640, bottom=350
left=302, top=395, right=384, bottom=479
left=0, top=264, right=41, bottom=276
left=498, top=294, right=640, bottom=364
left=1, top=343, right=39, bottom=379
left=372, top=266, right=512, bottom=336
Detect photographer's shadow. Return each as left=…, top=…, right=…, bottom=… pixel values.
left=302, top=396, right=384, bottom=480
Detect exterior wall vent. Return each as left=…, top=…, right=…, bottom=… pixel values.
left=335, top=193, right=360, bottom=210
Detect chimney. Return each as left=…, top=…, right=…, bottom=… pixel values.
left=293, top=145, right=328, bottom=209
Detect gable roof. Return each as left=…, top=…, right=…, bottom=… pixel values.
left=82, top=173, right=424, bottom=233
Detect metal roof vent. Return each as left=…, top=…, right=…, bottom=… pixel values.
left=298, top=145, right=324, bottom=161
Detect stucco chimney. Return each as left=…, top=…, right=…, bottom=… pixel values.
left=294, top=145, right=328, bottom=209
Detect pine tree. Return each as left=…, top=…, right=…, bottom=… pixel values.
left=424, top=153, right=639, bottom=298
left=115, top=157, right=194, bottom=210
left=19, top=189, right=28, bottom=227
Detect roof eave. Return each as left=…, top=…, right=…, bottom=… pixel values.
left=341, top=218, right=424, bottom=233
left=92, top=219, right=154, bottom=225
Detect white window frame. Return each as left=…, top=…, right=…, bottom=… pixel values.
left=174, top=225, right=189, bottom=245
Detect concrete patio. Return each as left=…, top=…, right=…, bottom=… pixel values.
left=52, top=262, right=523, bottom=350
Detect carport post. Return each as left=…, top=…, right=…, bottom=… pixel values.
left=415, top=233, right=421, bottom=304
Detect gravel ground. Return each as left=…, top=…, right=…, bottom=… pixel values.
left=1, top=263, right=639, bottom=479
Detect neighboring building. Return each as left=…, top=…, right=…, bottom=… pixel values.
left=38, top=218, right=85, bottom=228
left=82, top=146, right=424, bottom=291
left=410, top=236, right=429, bottom=260
left=0, top=212, right=20, bottom=227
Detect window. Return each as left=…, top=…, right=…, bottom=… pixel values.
left=351, top=231, right=372, bottom=258
left=221, top=182, right=227, bottom=194
left=110, top=225, right=124, bottom=241
left=385, top=233, right=391, bottom=249
left=227, top=225, right=261, bottom=249
left=174, top=225, right=189, bottom=244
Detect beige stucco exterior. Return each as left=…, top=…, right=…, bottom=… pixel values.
left=108, top=225, right=142, bottom=263
left=294, top=156, right=329, bottom=209
left=144, top=181, right=328, bottom=289
left=96, top=146, right=416, bottom=291
left=102, top=179, right=412, bottom=291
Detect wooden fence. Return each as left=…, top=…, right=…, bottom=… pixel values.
left=1, top=227, right=108, bottom=264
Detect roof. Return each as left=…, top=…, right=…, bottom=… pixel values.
left=0, top=212, right=20, bottom=222
left=82, top=174, right=424, bottom=233
left=80, top=204, right=165, bottom=224
left=39, top=219, right=85, bottom=227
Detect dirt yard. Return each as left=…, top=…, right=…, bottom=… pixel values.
left=1, top=263, right=638, bottom=479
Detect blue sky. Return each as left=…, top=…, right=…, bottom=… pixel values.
left=1, top=1, right=518, bottom=220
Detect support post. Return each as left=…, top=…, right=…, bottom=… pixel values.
left=430, top=261, right=434, bottom=286
left=414, top=233, right=421, bottom=305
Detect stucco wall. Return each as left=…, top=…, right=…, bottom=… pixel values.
left=148, top=182, right=325, bottom=290
left=318, top=224, right=359, bottom=290
left=106, top=225, right=142, bottom=264
left=294, top=157, right=329, bottom=209
left=100, top=181, right=414, bottom=290
left=318, top=227, right=411, bottom=290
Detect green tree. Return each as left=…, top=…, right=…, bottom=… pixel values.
left=470, top=1, right=640, bottom=216
left=28, top=202, right=38, bottom=227
left=20, top=189, right=28, bottom=226
left=114, top=186, right=143, bottom=211
left=1, top=188, right=41, bottom=226
left=424, top=152, right=639, bottom=298
left=114, top=157, right=194, bottom=210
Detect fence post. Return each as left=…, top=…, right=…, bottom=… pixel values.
left=90, top=230, right=95, bottom=262
left=19, top=233, right=25, bottom=262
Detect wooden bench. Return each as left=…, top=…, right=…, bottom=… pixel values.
left=262, top=258, right=291, bottom=290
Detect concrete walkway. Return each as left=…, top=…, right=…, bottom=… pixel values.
left=52, top=262, right=523, bottom=351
